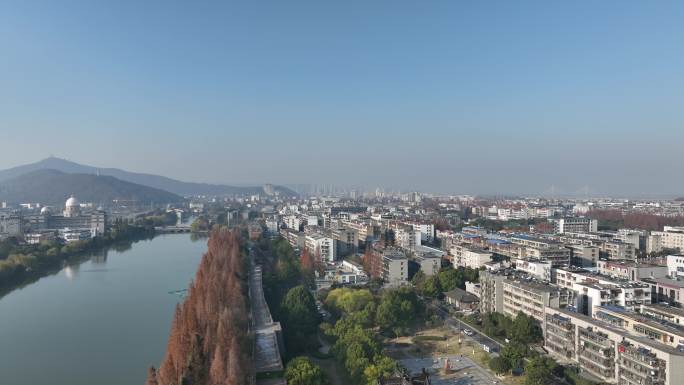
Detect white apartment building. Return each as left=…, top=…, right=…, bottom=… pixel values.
left=280, top=228, right=305, bottom=249
left=598, top=260, right=668, bottom=281
left=406, top=222, right=435, bottom=244
left=382, top=250, right=408, bottom=287
left=465, top=281, right=481, bottom=298
left=600, top=240, right=637, bottom=261
left=393, top=226, right=421, bottom=250
left=329, top=226, right=358, bottom=257
left=450, top=244, right=493, bottom=269
left=413, top=253, right=441, bottom=276
left=342, top=220, right=374, bottom=243
left=667, top=255, right=684, bottom=278
left=544, top=307, right=684, bottom=385
left=567, top=244, right=599, bottom=267
left=501, top=277, right=573, bottom=322
left=594, top=305, right=684, bottom=350
left=509, top=235, right=572, bottom=266
left=514, top=258, right=552, bottom=281
left=554, top=217, right=598, bottom=234
left=554, top=267, right=651, bottom=314
left=640, top=276, right=684, bottom=308
left=0, top=213, right=21, bottom=239
left=306, top=215, right=319, bottom=226
left=648, top=226, right=684, bottom=254
left=304, top=233, right=337, bottom=262
left=283, top=215, right=301, bottom=231
left=616, top=229, right=645, bottom=250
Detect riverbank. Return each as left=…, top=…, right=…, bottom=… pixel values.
left=0, top=222, right=156, bottom=298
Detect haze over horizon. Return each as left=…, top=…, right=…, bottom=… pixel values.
left=2, top=1, right=683, bottom=196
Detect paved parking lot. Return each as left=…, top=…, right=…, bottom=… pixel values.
left=400, top=356, right=501, bottom=385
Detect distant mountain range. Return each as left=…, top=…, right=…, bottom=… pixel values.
left=0, top=169, right=183, bottom=206
left=0, top=157, right=296, bottom=197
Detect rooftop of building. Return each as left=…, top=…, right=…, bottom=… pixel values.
left=443, top=287, right=479, bottom=303
left=641, top=276, right=684, bottom=289
left=503, top=274, right=561, bottom=293
left=596, top=305, right=684, bottom=336
left=383, top=249, right=407, bottom=260
left=643, top=303, right=684, bottom=318
left=599, top=259, right=666, bottom=268
left=453, top=244, right=492, bottom=255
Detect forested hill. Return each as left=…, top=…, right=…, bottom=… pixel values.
left=0, top=157, right=297, bottom=197
left=0, top=169, right=183, bottom=205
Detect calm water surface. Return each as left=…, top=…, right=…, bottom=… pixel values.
left=0, top=234, right=206, bottom=385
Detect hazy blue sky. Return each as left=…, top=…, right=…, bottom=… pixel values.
left=1, top=1, right=683, bottom=196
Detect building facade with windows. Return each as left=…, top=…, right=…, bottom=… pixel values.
left=544, top=307, right=684, bottom=385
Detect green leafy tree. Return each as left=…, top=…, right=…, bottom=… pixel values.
left=524, top=357, right=556, bottom=385
left=438, top=267, right=461, bottom=291
left=325, top=288, right=374, bottom=316
left=280, top=285, right=320, bottom=355
left=363, top=355, right=398, bottom=385
left=511, top=312, right=542, bottom=344
left=501, top=342, right=528, bottom=369
left=422, top=275, right=442, bottom=298
left=284, top=357, right=330, bottom=385
left=489, top=356, right=511, bottom=375
left=376, top=287, right=421, bottom=336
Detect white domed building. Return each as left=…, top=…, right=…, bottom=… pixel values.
left=64, top=195, right=81, bottom=218
left=25, top=195, right=107, bottom=242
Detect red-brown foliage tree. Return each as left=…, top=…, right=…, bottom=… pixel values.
left=300, top=247, right=314, bottom=272
left=148, top=229, right=251, bottom=385
left=588, top=209, right=684, bottom=231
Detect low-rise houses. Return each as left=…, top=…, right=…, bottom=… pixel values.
left=444, top=287, right=479, bottom=311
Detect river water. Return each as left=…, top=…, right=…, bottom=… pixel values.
left=0, top=234, right=206, bottom=385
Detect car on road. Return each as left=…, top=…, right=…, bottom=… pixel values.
left=463, top=329, right=474, bottom=336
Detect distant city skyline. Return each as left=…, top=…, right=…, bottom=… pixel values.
left=2, top=1, right=683, bottom=196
